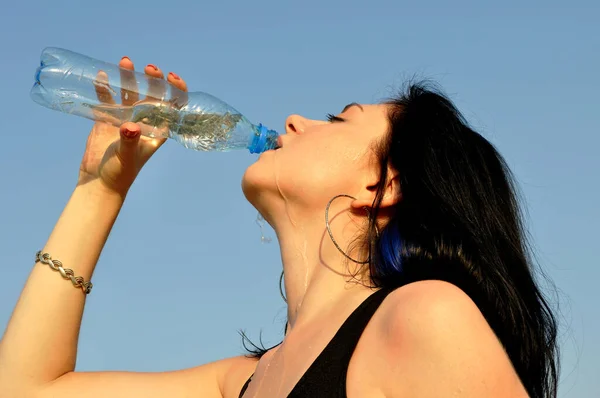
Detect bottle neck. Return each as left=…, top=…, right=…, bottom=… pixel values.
left=249, top=123, right=279, bottom=154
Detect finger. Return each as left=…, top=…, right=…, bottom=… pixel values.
left=94, top=70, right=116, bottom=105
left=119, top=56, right=139, bottom=106
left=119, top=122, right=141, bottom=160
left=167, top=72, right=188, bottom=92
left=168, top=72, right=189, bottom=108
left=144, top=64, right=166, bottom=101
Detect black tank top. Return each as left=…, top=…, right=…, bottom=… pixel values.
left=239, top=288, right=391, bottom=398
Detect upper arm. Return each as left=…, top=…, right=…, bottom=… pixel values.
left=34, top=355, right=257, bottom=398
left=371, top=281, right=527, bottom=398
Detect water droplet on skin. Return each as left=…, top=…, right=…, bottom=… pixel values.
left=256, top=212, right=272, bottom=243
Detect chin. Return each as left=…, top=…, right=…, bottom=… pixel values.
left=242, top=161, right=273, bottom=208
left=241, top=158, right=288, bottom=228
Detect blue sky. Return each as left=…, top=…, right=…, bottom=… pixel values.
left=1, top=0, right=598, bottom=396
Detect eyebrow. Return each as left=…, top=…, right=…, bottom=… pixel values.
left=341, top=102, right=364, bottom=113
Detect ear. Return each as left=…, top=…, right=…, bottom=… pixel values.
left=351, top=168, right=401, bottom=211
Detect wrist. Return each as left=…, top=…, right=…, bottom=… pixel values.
left=74, top=178, right=128, bottom=205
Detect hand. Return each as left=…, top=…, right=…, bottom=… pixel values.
left=77, top=57, right=188, bottom=197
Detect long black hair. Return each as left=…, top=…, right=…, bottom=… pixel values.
left=243, top=81, right=560, bottom=398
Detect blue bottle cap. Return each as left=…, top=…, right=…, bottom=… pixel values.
left=249, top=123, right=279, bottom=154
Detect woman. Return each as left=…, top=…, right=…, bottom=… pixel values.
left=0, top=56, right=559, bottom=398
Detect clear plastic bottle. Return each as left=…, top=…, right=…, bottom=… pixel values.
left=30, top=47, right=279, bottom=154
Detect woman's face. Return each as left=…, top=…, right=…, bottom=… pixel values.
left=242, top=103, right=390, bottom=227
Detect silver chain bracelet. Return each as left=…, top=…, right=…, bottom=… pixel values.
left=35, top=251, right=93, bottom=294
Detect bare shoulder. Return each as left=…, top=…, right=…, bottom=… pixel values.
left=381, top=280, right=488, bottom=334
left=364, top=281, right=528, bottom=397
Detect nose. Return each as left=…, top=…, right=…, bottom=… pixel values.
left=285, top=114, right=307, bottom=135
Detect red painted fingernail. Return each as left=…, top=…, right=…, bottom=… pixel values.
left=147, top=64, right=158, bottom=71
left=123, top=127, right=138, bottom=138
left=169, top=72, right=180, bottom=80
left=121, top=56, right=131, bottom=61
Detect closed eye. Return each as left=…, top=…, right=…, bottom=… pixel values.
left=326, top=113, right=345, bottom=122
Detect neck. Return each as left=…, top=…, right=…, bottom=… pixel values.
left=274, top=212, right=373, bottom=331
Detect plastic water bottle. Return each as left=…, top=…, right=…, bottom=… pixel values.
left=30, top=47, right=279, bottom=154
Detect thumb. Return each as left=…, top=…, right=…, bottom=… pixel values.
left=118, top=122, right=141, bottom=160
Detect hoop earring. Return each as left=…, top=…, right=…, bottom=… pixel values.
left=279, top=270, right=287, bottom=303
left=325, top=194, right=378, bottom=264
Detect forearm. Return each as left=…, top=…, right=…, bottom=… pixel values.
left=0, top=180, right=125, bottom=388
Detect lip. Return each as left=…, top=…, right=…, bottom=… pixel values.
left=276, top=135, right=283, bottom=149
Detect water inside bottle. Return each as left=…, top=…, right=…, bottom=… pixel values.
left=82, top=100, right=244, bottom=150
